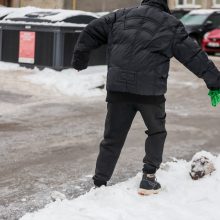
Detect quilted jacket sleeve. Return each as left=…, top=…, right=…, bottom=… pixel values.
left=172, top=22, right=220, bottom=90
left=71, top=12, right=116, bottom=71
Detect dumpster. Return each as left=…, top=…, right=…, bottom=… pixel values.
left=0, top=7, right=107, bottom=70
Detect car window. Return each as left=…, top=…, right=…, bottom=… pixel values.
left=181, top=13, right=209, bottom=25
left=207, top=13, right=220, bottom=27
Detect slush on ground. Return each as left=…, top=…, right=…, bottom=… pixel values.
left=0, top=58, right=220, bottom=219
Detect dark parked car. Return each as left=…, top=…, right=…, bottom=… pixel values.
left=171, top=9, right=191, bottom=19
left=181, top=9, right=220, bottom=45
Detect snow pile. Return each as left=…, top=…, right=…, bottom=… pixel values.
left=20, top=151, right=220, bottom=220
left=3, top=6, right=98, bottom=22
left=0, top=7, right=17, bottom=18
left=0, top=61, right=31, bottom=71
left=23, top=66, right=107, bottom=97
left=0, top=6, right=98, bottom=27
left=0, top=61, right=107, bottom=98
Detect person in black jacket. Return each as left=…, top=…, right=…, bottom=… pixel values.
left=72, top=0, right=220, bottom=195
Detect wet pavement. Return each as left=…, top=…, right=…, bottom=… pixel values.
left=1, top=57, right=220, bottom=219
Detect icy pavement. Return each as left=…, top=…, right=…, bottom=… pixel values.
left=0, top=57, right=220, bottom=219
left=20, top=151, right=220, bottom=220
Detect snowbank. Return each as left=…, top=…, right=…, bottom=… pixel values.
left=0, top=61, right=31, bottom=71
left=0, top=61, right=107, bottom=98
left=20, top=151, right=220, bottom=220
left=23, top=66, right=107, bottom=97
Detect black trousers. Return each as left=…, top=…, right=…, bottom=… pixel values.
left=93, top=102, right=167, bottom=183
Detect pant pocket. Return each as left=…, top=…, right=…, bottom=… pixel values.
left=156, top=112, right=166, bottom=120
left=155, top=110, right=166, bottom=128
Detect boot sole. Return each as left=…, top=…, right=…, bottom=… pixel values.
left=138, top=188, right=161, bottom=196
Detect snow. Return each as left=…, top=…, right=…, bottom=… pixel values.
left=0, top=6, right=98, bottom=27
left=23, top=66, right=107, bottom=97
left=188, top=9, right=220, bottom=15
left=0, top=60, right=31, bottom=71
left=1, top=6, right=98, bottom=22
left=0, top=61, right=107, bottom=98
left=50, top=191, right=66, bottom=202
left=20, top=151, right=220, bottom=220
left=190, top=151, right=216, bottom=180
left=192, top=151, right=216, bottom=161
left=0, top=19, right=88, bottom=27
left=96, top=12, right=110, bottom=17
left=0, top=7, right=17, bottom=18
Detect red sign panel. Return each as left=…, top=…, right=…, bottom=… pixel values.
left=18, top=31, right=36, bottom=64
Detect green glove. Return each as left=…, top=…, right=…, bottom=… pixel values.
left=208, top=90, right=220, bottom=107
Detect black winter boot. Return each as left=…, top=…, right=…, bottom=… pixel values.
left=138, top=173, right=161, bottom=195
left=93, top=176, right=107, bottom=188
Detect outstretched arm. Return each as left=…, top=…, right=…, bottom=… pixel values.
left=172, top=22, right=220, bottom=90
left=71, top=12, right=116, bottom=71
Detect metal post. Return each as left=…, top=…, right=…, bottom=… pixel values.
left=53, top=31, right=64, bottom=71
left=73, top=0, right=77, bottom=10
left=102, top=0, right=106, bottom=11
left=202, top=0, right=212, bottom=8
left=0, top=28, right=2, bottom=61
left=168, top=0, right=176, bottom=9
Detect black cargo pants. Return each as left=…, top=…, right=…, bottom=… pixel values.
left=93, top=102, right=167, bottom=184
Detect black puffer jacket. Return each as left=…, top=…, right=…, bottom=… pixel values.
left=72, top=0, right=220, bottom=95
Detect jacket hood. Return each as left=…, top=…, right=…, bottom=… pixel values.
left=141, top=0, right=171, bottom=14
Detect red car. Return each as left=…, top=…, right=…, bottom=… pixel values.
left=202, top=29, right=220, bottom=55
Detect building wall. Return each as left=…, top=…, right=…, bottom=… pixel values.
left=75, top=0, right=141, bottom=12
left=168, top=0, right=176, bottom=10
left=202, top=0, right=213, bottom=9
left=0, top=0, right=10, bottom=6
left=8, top=0, right=141, bottom=11
left=6, top=0, right=220, bottom=11
left=9, top=0, right=65, bottom=8
left=169, top=0, right=219, bottom=9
